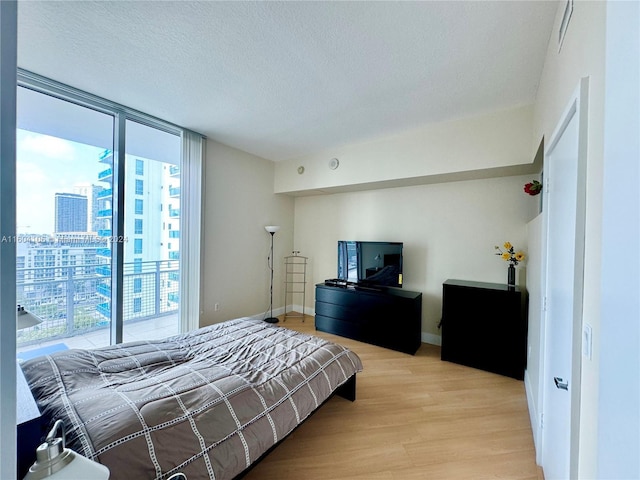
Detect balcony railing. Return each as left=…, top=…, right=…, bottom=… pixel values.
left=98, top=167, right=113, bottom=181
left=16, top=260, right=179, bottom=347
left=97, top=302, right=111, bottom=319
left=96, top=265, right=111, bottom=276
left=169, top=230, right=180, bottom=239
left=97, top=208, right=112, bottom=218
left=169, top=187, right=180, bottom=198
left=96, top=282, right=111, bottom=297
left=169, top=208, right=180, bottom=218
left=99, top=149, right=113, bottom=164
left=169, top=165, right=180, bottom=176
left=97, top=188, right=112, bottom=199
left=168, top=251, right=180, bottom=260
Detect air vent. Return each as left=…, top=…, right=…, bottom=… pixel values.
left=558, top=0, right=573, bottom=52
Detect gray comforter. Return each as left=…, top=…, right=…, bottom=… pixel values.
left=22, top=318, right=363, bottom=480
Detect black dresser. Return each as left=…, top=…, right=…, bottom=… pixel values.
left=315, top=283, right=422, bottom=354
left=440, top=279, right=527, bottom=379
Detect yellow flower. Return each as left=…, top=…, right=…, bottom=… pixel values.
left=502, top=252, right=511, bottom=261
left=515, top=252, right=525, bottom=262
left=504, top=241, right=512, bottom=250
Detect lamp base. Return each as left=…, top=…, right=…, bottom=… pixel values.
left=264, top=317, right=279, bottom=324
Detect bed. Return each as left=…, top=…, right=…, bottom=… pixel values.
left=22, top=317, right=363, bottom=480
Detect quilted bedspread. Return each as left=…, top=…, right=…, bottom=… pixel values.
left=22, top=317, right=363, bottom=480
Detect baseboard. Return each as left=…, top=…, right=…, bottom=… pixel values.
left=524, top=370, right=541, bottom=462
left=287, top=304, right=315, bottom=316
left=421, top=332, right=442, bottom=346
left=247, top=306, right=286, bottom=322
left=248, top=305, right=316, bottom=322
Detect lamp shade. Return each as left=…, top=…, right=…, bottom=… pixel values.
left=17, top=305, right=43, bottom=330
left=265, top=225, right=280, bottom=234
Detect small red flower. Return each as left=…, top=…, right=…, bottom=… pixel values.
left=524, top=180, right=542, bottom=196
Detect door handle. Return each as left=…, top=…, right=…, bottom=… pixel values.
left=554, top=377, right=569, bottom=390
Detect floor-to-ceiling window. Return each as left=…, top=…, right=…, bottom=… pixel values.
left=16, top=86, right=115, bottom=350
left=16, top=72, right=200, bottom=355
left=122, top=120, right=181, bottom=342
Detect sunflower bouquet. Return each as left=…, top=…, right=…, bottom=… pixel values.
left=494, top=242, right=525, bottom=266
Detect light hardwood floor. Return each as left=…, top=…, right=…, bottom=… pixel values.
left=244, top=314, right=544, bottom=480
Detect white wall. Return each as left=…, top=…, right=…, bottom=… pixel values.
left=597, top=1, right=639, bottom=478
left=279, top=104, right=540, bottom=342
left=531, top=2, right=606, bottom=477
left=275, top=104, right=536, bottom=194
left=201, top=139, right=294, bottom=326
left=294, top=175, right=539, bottom=342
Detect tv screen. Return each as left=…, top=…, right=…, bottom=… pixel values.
left=337, top=241, right=403, bottom=288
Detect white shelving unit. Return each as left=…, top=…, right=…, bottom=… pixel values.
left=284, top=251, right=308, bottom=321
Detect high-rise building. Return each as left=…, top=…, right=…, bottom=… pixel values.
left=73, top=183, right=105, bottom=233
left=95, top=150, right=180, bottom=321
left=54, top=193, right=88, bottom=233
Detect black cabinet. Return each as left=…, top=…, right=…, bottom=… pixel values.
left=441, top=279, right=527, bottom=380
left=315, top=283, right=422, bottom=354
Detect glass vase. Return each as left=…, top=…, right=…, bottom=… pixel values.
left=508, top=264, right=516, bottom=286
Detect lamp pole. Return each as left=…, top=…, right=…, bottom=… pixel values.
left=264, top=226, right=280, bottom=323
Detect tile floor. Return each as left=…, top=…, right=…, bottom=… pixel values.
left=16, top=313, right=180, bottom=356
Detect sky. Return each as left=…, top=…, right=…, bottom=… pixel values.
left=16, top=129, right=104, bottom=235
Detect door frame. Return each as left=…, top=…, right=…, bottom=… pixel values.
left=540, top=77, right=589, bottom=478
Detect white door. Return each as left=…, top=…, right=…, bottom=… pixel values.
left=541, top=100, right=581, bottom=479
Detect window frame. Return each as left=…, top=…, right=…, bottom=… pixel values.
left=17, top=69, right=203, bottom=343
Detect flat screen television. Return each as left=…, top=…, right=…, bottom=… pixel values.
left=337, top=241, right=403, bottom=288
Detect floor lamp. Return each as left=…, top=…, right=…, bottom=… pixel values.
left=264, top=225, right=280, bottom=323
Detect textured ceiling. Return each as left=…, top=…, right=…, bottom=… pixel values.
left=17, top=1, right=558, bottom=161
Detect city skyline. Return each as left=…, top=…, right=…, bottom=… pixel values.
left=16, top=130, right=181, bottom=347
left=17, top=129, right=103, bottom=234
left=15, top=87, right=183, bottom=349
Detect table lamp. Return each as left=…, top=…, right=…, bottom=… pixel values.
left=17, top=305, right=43, bottom=330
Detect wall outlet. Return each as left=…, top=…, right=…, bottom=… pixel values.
left=214, top=303, right=220, bottom=311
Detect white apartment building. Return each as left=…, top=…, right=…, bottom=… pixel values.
left=95, top=151, right=180, bottom=321
left=72, top=183, right=105, bottom=234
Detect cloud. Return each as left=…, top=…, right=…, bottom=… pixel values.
left=17, top=160, right=48, bottom=185
left=16, top=130, right=104, bottom=234
left=18, top=131, right=76, bottom=161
